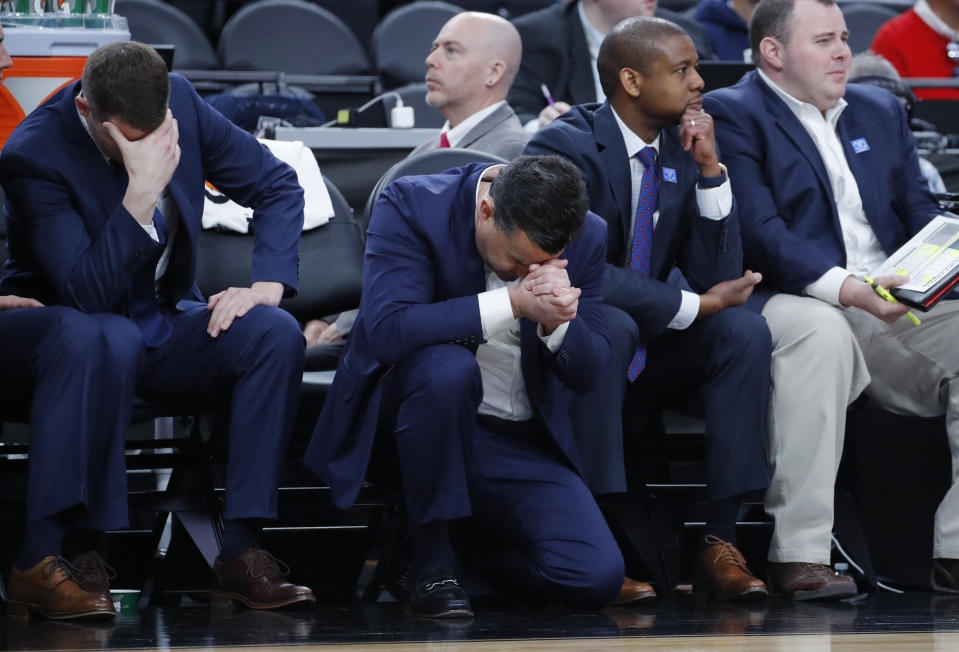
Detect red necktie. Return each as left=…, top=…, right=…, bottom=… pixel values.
left=627, top=146, right=659, bottom=382
left=439, top=132, right=450, bottom=148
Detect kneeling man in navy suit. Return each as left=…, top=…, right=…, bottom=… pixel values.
left=305, top=155, right=623, bottom=617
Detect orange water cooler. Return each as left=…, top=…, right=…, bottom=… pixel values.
left=0, top=19, right=129, bottom=148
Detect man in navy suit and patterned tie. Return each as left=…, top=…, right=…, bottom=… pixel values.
left=525, top=16, right=772, bottom=601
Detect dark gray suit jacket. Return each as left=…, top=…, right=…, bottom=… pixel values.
left=412, top=102, right=530, bottom=161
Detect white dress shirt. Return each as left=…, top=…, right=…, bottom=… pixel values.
left=610, top=106, right=734, bottom=330
left=472, top=168, right=570, bottom=420
left=577, top=0, right=607, bottom=105
left=757, top=69, right=887, bottom=306
left=441, top=101, right=506, bottom=148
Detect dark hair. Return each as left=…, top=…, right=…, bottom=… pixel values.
left=597, top=16, right=689, bottom=98
left=81, top=41, right=170, bottom=131
left=749, top=0, right=836, bottom=66
left=488, top=155, right=588, bottom=254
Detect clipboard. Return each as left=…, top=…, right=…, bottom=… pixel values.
left=872, top=214, right=959, bottom=312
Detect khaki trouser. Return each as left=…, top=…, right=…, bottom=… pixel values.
left=762, top=295, right=959, bottom=563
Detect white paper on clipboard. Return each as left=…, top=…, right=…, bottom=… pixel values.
left=872, top=214, right=959, bottom=293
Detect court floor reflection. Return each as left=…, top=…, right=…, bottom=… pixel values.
left=3, top=591, right=959, bottom=650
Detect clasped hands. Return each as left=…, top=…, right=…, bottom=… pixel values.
left=507, top=259, right=580, bottom=335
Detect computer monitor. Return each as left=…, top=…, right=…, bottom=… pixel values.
left=699, top=61, right=754, bottom=92
left=149, top=44, right=175, bottom=72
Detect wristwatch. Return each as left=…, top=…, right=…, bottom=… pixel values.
left=697, top=163, right=728, bottom=189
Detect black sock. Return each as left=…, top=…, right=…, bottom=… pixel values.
left=410, top=520, right=455, bottom=579
left=18, top=516, right=68, bottom=570
left=704, top=495, right=741, bottom=547
left=220, top=519, right=262, bottom=562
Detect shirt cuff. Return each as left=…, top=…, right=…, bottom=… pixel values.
left=695, top=178, right=733, bottom=220
left=537, top=321, right=569, bottom=352
left=478, top=287, right=515, bottom=339
left=141, top=222, right=160, bottom=242
left=668, top=290, right=700, bottom=330
left=333, top=309, right=357, bottom=337
left=804, top=266, right=853, bottom=307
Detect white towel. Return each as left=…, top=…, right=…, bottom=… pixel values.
left=201, top=138, right=333, bottom=233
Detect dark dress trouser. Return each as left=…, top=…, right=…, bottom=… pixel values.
left=570, top=303, right=771, bottom=500
left=377, top=343, right=624, bottom=609
left=135, top=303, right=306, bottom=521
left=5, top=299, right=306, bottom=528
left=0, top=307, right=140, bottom=530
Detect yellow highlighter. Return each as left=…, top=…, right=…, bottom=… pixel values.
left=863, top=275, right=921, bottom=326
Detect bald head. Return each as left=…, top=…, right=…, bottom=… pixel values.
left=597, top=16, right=689, bottom=99
left=425, top=11, right=523, bottom=125
left=452, top=12, right=522, bottom=86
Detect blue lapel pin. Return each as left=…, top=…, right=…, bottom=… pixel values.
left=662, top=167, right=677, bottom=183
left=850, top=138, right=870, bottom=154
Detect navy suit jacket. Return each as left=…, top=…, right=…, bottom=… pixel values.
left=304, top=163, right=611, bottom=509
left=0, top=75, right=303, bottom=312
left=525, top=102, right=743, bottom=341
left=704, top=71, right=939, bottom=308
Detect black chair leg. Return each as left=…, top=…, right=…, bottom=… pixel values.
left=359, top=505, right=404, bottom=601
left=601, top=490, right=675, bottom=597
left=139, top=417, right=223, bottom=606
left=834, top=489, right=879, bottom=592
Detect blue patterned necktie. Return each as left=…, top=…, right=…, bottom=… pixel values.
left=627, top=146, right=659, bottom=382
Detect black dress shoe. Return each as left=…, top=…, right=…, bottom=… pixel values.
left=409, top=569, right=473, bottom=618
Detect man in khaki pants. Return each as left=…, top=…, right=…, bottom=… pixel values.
left=705, top=0, right=959, bottom=599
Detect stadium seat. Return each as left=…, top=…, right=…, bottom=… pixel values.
left=372, top=1, right=463, bottom=89
left=115, top=0, right=218, bottom=70
left=219, top=0, right=372, bottom=75
left=842, top=3, right=899, bottom=55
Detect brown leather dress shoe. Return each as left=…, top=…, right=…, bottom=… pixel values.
left=71, top=551, right=116, bottom=601
left=767, top=562, right=857, bottom=600
left=693, top=535, right=768, bottom=601
left=612, top=577, right=657, bottom=605
left=211, top=548, right=316, bottom=610
left=7, top=556, right=116, bottom=620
